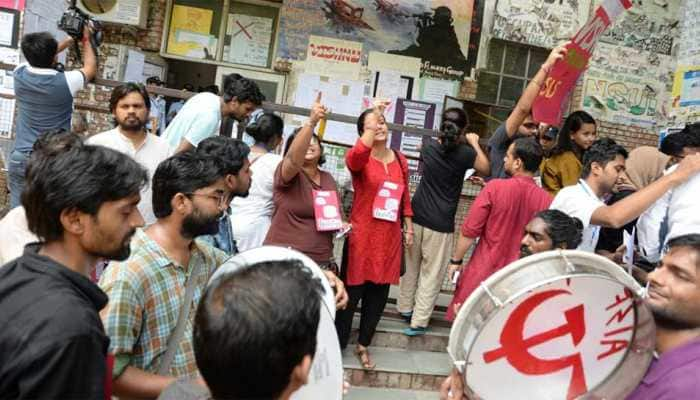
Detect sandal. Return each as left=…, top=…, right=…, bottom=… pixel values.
left=355, top=345, right=376, bottom=370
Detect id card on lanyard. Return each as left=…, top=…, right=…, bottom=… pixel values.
left=578, top=179, right=601, bottom=251
left=372, top=180, right=404, bottom=222
left=313, top=190, right=343, bottom=231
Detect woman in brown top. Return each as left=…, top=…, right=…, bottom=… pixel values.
left=263, top=95, right=344, bottom=271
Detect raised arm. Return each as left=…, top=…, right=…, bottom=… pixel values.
left=280, top=92, right=327, bottom=183
left=591, top=154, right=700, bottom=228
left=504, top=43, right=568, bottom=137
left=466, top=133, right=490, bottom=176
left=79, top=26, right=97, bottom=82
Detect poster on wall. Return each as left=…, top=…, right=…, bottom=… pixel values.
left=680, top=70, right=700, bottom=107
left=277, top=0, right=476, bottom=80
left=678, top=0, right=700, bottom=65
left=166, top=5, right=217, bottom=60
left=224, top=14, right=274, bottom=67
left=391, top=99, right=436, bottom=184
left=293, top=73, right=366, bottom=146
left=581, top=43, right=674, bottom=128
left=598, top=0, right=680, bottom=56
left=305, top=35, right=363, bottom=79
left=491, top=0, right=592, bottom=49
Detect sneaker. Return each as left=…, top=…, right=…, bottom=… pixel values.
left=399, top=311, right=413, bottom=323
left=403, top=326, right=427, bottom=337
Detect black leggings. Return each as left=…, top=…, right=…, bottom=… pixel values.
left=335, top=282, right=391, bottom=349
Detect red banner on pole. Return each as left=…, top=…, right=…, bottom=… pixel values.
left=532, top=0, right=633, bottom=126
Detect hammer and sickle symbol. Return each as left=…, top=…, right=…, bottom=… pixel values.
left=482, top=289, right=587, bottom=400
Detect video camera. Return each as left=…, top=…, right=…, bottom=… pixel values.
left=57, top=0, right=103, bottom=59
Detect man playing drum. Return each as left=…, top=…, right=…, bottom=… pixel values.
left=441, top=233, right=700, bottom=399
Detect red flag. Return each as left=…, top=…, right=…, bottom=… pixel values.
left=532, top=0, right=633, bottom=125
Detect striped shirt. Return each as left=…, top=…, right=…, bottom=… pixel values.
left=99, top=228, right=228, bottom=378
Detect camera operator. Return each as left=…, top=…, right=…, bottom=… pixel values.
left=8, top=26, right=97, bottom=209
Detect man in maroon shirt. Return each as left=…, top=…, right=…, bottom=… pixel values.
left=446, top=137, right=552, bottom=320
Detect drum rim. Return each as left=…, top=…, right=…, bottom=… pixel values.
left=448, top=250, right=655, bottom=399
left=292, top=299, right=345, bottom=400
left=213, top=246, right=337, bottom=317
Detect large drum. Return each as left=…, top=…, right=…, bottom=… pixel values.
left=448, top=250, right=655, bottom=400
left=210, top=246, right=344, bottom=400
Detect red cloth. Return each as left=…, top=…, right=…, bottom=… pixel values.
left=345, top=139, right=413, bottom=286
left=447, top=176, right=552, bottom=320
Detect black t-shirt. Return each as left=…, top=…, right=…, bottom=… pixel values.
left=596, top=189, right=637, bottom=253
left=0, top=244, right=109, bottom=399
left=412, top=139, right=476, bottom=233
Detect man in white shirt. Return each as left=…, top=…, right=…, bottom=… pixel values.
left=163, top=74, right=264, bottom=154
left=88, top=83, right=172, bottom=225
left=637, top=125, right=700, bottom=262
left=550, top=138, right=700, bottom=252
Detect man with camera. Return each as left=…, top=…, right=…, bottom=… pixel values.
left=7, top=26, right=97, bottom=209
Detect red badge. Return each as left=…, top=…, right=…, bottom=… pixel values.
left=313, top=190, right=343, bottom=232
left=372, top=180, right=404, bottom=222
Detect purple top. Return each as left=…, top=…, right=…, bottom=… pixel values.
left=626, top=338, right=700, bottom=399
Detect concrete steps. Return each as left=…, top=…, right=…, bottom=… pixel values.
left=349, top=316, right=450, bottom=352
left=344, top=386, right=438, bottom=399
left=342, top=287, right=453, bottom=396
left=343, top=346, right=450, bottom=391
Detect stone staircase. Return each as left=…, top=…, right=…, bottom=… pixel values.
left=343, top=287, right=453, bottom=399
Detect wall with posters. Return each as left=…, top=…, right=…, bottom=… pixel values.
left=276, top=0, right=478, bottom=80
left=599, top=0, right=680, bottom=56
left=582, top=43, right=674, bottom=129
left=578, top=1, right=682, bottom=132
left=490, top=0, right=591, bottom=49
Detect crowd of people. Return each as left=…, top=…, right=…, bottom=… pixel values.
left=1, top=30, right=700, bottom=400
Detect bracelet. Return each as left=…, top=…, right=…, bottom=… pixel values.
left=450, top=258, right=463, bottom=265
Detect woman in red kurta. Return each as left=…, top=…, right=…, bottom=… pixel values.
left=335, top=106, right=413, bottom=370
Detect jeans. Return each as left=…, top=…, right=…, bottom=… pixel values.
left=8, top=150, right=29, bottom=209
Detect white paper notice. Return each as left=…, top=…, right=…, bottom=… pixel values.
left=124, top=50, right=145, bottom=83
left=623, top=227, right=635, bottom=273
left=225, top=14, right=273, bottom=67
left=294, top=74, right=365, bottom=145
left=419, top=78, right=459, bottom=105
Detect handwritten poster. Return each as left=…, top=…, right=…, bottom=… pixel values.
left=166, top=5, right=216, bottom=59
left=305, top=36, right=362, bottom=80
left=224, top=14, right=274, bottom=67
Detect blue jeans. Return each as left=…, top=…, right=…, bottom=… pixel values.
left=8, top=150, right=29, bottom=209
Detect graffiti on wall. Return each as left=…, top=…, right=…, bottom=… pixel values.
left=678, top=0, right=700, bottom=65
left=599, top=0, right=680, bottom=56
left=582, top=43, right=674, bottom=128
left=276, top=0, right=478, bottom=80
left=491, top=0, right=591, bottom=49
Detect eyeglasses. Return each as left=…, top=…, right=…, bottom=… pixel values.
left=184, top=192, right=228, bottom=207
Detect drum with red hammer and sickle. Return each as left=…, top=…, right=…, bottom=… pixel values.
left=447, top=250, right=655, bottom=399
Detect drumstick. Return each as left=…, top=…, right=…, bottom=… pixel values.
left=315, top=91, right=327, bottom=140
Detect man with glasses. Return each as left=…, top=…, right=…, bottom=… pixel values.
left=487, top=45, right=567, bottom=179
left=99, top=151, right=230, bottom=399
